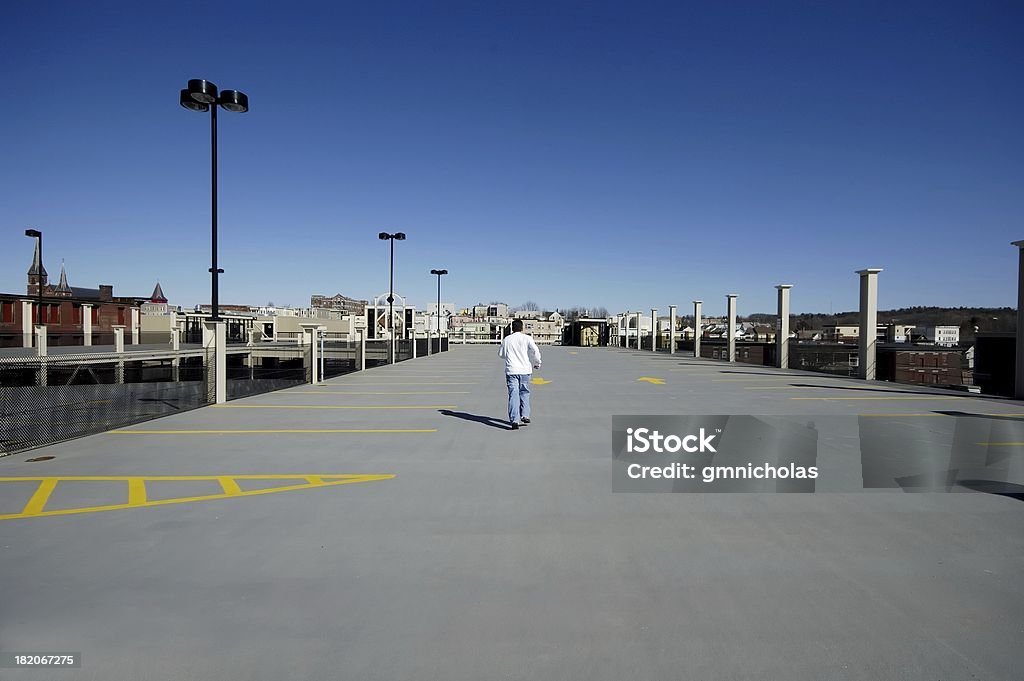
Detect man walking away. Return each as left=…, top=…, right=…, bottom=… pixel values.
left=498, top=320, right=542, bottom=430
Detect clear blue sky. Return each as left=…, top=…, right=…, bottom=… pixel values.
left=2, top=0, right=1021, bottom=317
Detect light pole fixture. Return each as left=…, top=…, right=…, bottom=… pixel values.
left=378, top=232, right=406, bottom=363
left=24, top=229, right=43, bottom=326
left=430, top=269, right=448, bottom=355
left=180, top=78, right=249, bottom=321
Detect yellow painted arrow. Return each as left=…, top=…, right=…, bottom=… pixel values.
left=638, top=377, right=666, bottom=385
left=531, top=376, right=552, bottom=385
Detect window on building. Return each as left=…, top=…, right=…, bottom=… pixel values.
left=72, top=304, right=82, bottom=324
left=91, top=307, right=99, bottom=324
left=1, top=302, right=13, bottom=324
left=40, top=304, right=60, bottom=324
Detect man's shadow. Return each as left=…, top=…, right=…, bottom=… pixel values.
left=438, top=409, right=513, bottom=430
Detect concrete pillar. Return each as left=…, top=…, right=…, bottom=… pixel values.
left=726, top=294, right=737, bottom=362
left=111, top=326, right=125, bottom=383
left=22, top=300, right=33, bottom=347
left=635, top=312, right=642, bottom=349
left=170, top=314, right=180, bottom=381
left=34, top=325, right=47, bottom=357
left=131, top=308, right=140, bottom=345
left=82, top=304, right=93, bottom=346
left=693, top=301, right=703, bottom=359
left=300, top=323, right=321, bottom=384
left=203, top=320, right=227, bottom=404
left=1014, top=241, right=1024, bottom=398
left=360, top=329, right=367, bottom=372
left=651, top=309, right=658, bottom=352
left=669, top=305, right=677, bottom=354
left=247, top=328, right=256, bottom=347
left=776, top=285, right=792, bottom=369
left=412, top=328, right=418, bottom=359
left=857, top=269, right=883, bottom=380
left=390, top=323, right=396, bottom=365
left=312, top=329, right=320, bottom=383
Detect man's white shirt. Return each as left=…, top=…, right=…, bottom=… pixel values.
left=498, top=332, right=542, bottom=375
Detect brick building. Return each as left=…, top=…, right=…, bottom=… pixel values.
left=0, top=243, right=144, bottom=348
left=309, top=293, right=367, bottom=316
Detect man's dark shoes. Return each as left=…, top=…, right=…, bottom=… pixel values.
left=510, top=423, right=520, bottom=430
left=522, top=418, right=531, bottom=425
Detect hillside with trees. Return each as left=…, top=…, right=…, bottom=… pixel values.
left=744, top=307, right=1014, bottom=340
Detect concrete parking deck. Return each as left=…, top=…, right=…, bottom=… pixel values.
left=1, top=345, right=1022, bottom=680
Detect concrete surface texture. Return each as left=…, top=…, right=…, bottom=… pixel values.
left=1, top=345, right=1022, bottom=680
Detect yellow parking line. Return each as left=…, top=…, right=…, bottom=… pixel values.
left=859, top=413, right=947, bottom=417
left=21, top=478, right=57, bottom=516
left=859, top=413, right=1023, bottom=418
left=127, top=478, right=147, bottom=505
left=745, top=386, right=824, bottom=390
left=669, top=369, right=725, bottom=372
left=219, top=477, right=242, bottom=495
left=211, top=404, right=456, bottom=410
left=350, top=375, right=470, bottom=378
left=1, top=474, right=395, bottom=521
left=109, top=429, right=437, bottom=434
left=714, top=378, right=803, bottom=382
left=1, top=475, right=392, bottom=482
left=791, top=396, right=961, bottom=401
left=332, top=383, right=477, bottom=386
left=287, top=391, right=470, bottom=395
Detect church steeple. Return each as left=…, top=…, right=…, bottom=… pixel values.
left=150, top=282, right=168, bottom=304
left=54, top=261, right=73, bottom=297
left=27, top=239, right=48, bottom=296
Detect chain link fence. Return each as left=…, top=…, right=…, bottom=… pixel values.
left=226, top=349, right=310, bottom=400
left=0, top=353, right=209, bottom=455
left=323, top=341, right=358, bottom=379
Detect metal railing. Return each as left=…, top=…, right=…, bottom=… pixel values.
left=0, top=333, right=453, bottom=455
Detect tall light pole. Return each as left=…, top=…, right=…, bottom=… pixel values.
left=180, top=79, right=249, bottom=321
left=379, top=232, right=406, bottom=363
left=430, top=269, right=448, bottom=355
left=25, top=229, right=43, bottom=326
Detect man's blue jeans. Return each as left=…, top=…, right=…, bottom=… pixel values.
left=506, top=374, right=531, bottom=424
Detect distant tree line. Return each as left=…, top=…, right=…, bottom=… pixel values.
left=742, top=306, right=1015, bottom=339
left=556, top=306, right=610, bottom=321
